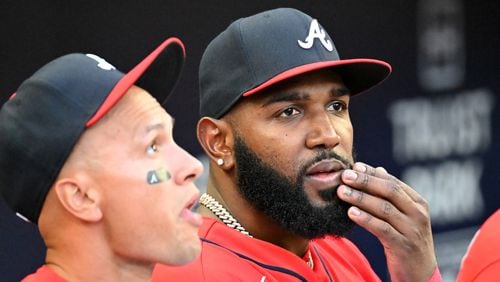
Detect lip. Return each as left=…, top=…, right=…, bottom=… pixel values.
left=180, top=193, right=203, bottom=227
left=304, top=159, right=347, bottom=190
left=306, top=159, right=347, bottom=175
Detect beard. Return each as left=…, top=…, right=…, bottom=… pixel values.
left=234, top=136, right=355, bottom=239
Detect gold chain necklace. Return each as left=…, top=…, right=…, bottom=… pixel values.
left=199, top=193, right=314, bottom=269
left=199, top=193, right=252, bottom=237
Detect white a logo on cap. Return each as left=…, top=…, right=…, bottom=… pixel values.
left=298, top=19, right=334, bottom=52
left=86, top=54, right=116, bottom=70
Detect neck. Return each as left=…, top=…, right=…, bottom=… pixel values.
left=203, top=176, right=310, bottom=257
left=43, top=228, right=152, bottom=282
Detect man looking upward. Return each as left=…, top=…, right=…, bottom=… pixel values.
left=0, top=38, right=204, bottom=281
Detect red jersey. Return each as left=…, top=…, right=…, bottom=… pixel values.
left=22, top=265, right=66, bottom=282
left=153, top=217, right=380, bottom=281
left=457, top=209, right=500, bottom=281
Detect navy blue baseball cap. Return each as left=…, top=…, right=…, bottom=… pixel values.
left=199, top=8, right=392, bottom=118
left=0, top=37, right=185, bottom=223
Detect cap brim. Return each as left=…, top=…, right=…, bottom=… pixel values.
left=242, top=58, right=391, bottom=97
left=86, top=37, right=185, bottom=127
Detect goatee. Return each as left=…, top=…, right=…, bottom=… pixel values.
left=234, top=136, right=355, bottom=239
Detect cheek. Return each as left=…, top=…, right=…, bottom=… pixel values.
left=96, top=159, right=173, bottom=219
left=246, top=133, right=303, bottom=178
left=104, top=177, right=181, bottom=229
left=267, top=144, right=299, bottom=171
left=338, top=121, right=354, bottom=152
left=102, top=188, right=183, bottom=260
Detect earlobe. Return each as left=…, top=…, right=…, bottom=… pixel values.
left=54, top=179, right=103, bottom=222
left=197, top=117, right=235, bottom=169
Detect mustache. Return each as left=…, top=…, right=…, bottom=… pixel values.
left=300, top=150, right=353, bottom=176
left=299, top=150, right=352, bottom=202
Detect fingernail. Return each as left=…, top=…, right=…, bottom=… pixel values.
left=353, top=163, right=366, bottom=172
left=343, top=170, right=358, bottom=181
left=349, top=207, right=361, bottom=216
left=343, top=186, right=353, bottom=196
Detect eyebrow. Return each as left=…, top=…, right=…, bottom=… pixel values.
left=262, top=86, right=351, bottom=107
left=263, top=91, right=309, bottom=106
left=145, top=123, right=165, bottom=134
left=334, top=87, right=351, bottom=97
left=144, top=117, right=174, bottom=135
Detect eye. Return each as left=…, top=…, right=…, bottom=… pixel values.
left=328, top=101, right=347, bottom=112
left=279, top=106, right=300, bottom=118
left=147, top=142, right=159, bottom=155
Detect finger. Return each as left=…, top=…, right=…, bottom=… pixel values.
left=341, top=169, right=416, bottom=214
left=339, top=185, right=429, bottom=248
left=350, top=163, right=428, bottom=208
left=375, top=166, right=387, bottom=175
left=345, top=205, right=405, bottom=246
left=352, top=162, right=389, bottom=179
left=338, top=185, right=409, bottom=234
left=341, top=168, right=431, bottom=230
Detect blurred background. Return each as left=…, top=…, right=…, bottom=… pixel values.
left=1, top=1, right=498, bottom=281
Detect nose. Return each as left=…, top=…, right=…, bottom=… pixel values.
left=305, top=113, right=341, bottom=150
left=174, top=147, right=204, bottom=185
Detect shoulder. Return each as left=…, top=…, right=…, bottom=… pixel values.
left=457, top=209, right=500, bottom=281
left=22, top=266, right=66, bottom=282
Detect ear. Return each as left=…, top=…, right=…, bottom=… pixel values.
left=53, top=179, right=103, bottom=223
left=197, top=117, right=235, bottom=170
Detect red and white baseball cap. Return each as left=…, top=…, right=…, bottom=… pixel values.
left=0, top=38, right=185, bottom=223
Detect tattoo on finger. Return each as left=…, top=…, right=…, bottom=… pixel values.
left=362, top=173, right=369, bottom=186
left=366, top=165, right=376, bottom=176
left=355, top=190, right=364, bottom=204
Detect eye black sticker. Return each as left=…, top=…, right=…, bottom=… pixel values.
left=147, top=168, right=171, bottom=185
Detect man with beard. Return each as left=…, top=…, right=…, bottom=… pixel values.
left=153, top=8, right=442, bottom=282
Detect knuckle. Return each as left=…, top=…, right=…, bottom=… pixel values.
left=413, top=206, right=431, bottom=225
left=388, top=181, right=401, bottom=197
left=381, top=201, right=394, bottom=216
left=418, top=196, right=429, bottom=209
left=380, top=221, right=392, bottom=236
left=363, top=212, right=373, bottom=224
